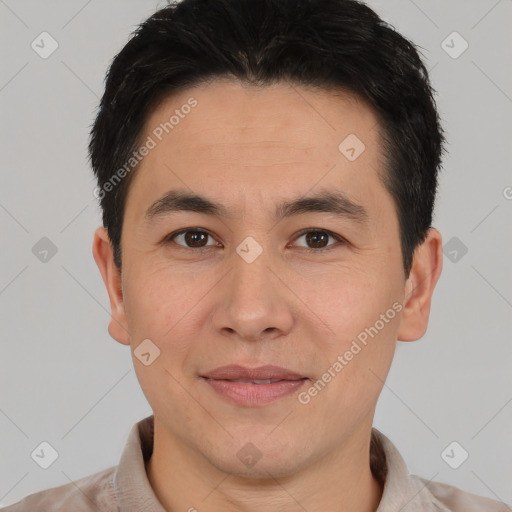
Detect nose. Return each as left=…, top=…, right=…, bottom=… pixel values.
left=210, top=245, right=294, bottom=342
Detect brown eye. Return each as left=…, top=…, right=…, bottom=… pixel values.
left=305, top=231, right=329, bottom=248
left=167, top=229, right=217, bottom=248
left=164, top=228, right=345, bottom=252
left=294, top=229, right=345, bottom=251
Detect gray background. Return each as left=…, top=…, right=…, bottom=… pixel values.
left=0, top=0, right=511, bottom=507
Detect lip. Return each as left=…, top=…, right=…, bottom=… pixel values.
left=200, top=364, right=306, bottom=381
left=200, top=365, right=308, bottom=407
left=202, top=378, right=308, bottom=407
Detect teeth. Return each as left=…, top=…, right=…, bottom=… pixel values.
left=230, top=379, right=282, bottom=384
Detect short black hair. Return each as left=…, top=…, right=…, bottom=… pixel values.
left=89, top=0, right=445, bottom=277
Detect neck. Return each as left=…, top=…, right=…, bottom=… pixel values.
left=146, top=418, right=383, bottom=512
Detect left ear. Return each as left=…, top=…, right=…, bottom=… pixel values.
left=397, top=227, right=443, bottom=342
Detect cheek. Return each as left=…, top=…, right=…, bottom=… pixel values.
left=300, top=317, right=397, bottom=432
left=295, top=264, right=398, bottom=336
left=298, top=266, right=401, bottom=398
left=122, top=262, right=217, bottom=387
left=123, top=267, right=199, bottom=415
left=122, top=262, right=204, bottom=340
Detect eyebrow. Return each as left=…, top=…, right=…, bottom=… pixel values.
left=144, top=188, right=369, bottom=225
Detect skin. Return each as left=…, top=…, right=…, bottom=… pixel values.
left=93, top=78, right=443, bottom=512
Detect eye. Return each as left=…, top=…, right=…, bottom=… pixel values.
left=164, top=228, right=218, bottom=249
left=163, top=228, right=346, bottom=252
left=292, top=229, right=346, bottom=251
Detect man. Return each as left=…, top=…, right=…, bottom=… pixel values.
left=3, top=0, right=508, bottom=510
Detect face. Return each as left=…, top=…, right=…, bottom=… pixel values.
left=94, top=78, right=440, bottom=478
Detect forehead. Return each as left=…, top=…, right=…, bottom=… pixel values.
left=126, top=78, right=391, bottom=224
left=146, top=78, right=380, bottom=156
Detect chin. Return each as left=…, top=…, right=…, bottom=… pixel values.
left=204, top=437, right=311, bottom=480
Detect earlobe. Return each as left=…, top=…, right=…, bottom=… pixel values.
left=92, top=227, right=131, bottom=346
left=397, top=228, right=443, bottom=342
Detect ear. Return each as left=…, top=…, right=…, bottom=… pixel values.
left=92, top=227, right=130, bottom=345
left=397, top=228, right=443, bottom=342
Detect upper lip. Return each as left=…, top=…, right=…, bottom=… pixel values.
left=201, top=365, right=307, bottom=381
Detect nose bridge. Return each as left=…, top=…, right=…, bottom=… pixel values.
left=211, top=235, right=294, bottom=340
left=230, top=236, right=275, bottom=304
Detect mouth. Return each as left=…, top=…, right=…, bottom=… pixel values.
left=201, top=377, right=308, bottom=406
left=200, top=364, right=308, bottom=381
left=201, top=377, right=308, bottom=385
left=213, top=378, right=303, bottom=384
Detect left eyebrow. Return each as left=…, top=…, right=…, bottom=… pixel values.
left=144, top=187, right=369, bottom=225
left=275, top=189, right=369, bottom=225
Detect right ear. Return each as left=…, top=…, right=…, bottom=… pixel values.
left=92, top=227, right=131, bottom=345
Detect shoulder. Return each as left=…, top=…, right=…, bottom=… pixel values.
left=413, top=475, right=511, bottom=512
left=0, top=466, right=118, bottom=512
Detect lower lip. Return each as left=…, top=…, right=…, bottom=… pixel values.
left=202, top=377, right=307, bottom=406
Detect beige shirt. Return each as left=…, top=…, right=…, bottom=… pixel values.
left=2, top=415, right=509, bottom=511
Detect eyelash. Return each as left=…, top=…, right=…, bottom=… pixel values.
left=163, top=228, right=347, bottom=253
